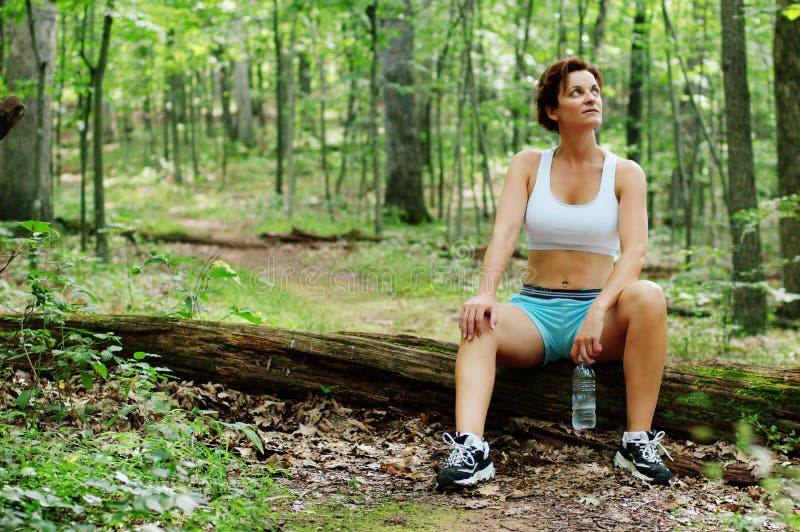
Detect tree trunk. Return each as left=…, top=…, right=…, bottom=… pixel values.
left=3, top=314, right=796, bottom=485
left=367, top=3, right=383, bottom=235
left=774, top=1, right=800, bottom=320
left=590, top=0, right=609, bottom=62
left=91, top=2, right=113, bottom=261
left=168, top=73, right=183, bottom=184
left=720, top=0, right=767, bottom=333
left=335, top=33, right=358, bottom=198
left=234, top=58, right=255, bottom=147
left=626, top=0, right=647, bottom=164
left=510, top=0, right=534, bottom=154
left=0, top=0, right=56, bottom=222
left=273, top=0, right=284, bottom=196
left=380, top=2, right=430, bottom=225
left=462, top=0, right=495, bottom=222
left=284, top=20, right=297, bottom=219
left=310, top=14, right=333, bottom=221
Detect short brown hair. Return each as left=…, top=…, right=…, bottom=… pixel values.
left=535, top=57, right=603, bottom=133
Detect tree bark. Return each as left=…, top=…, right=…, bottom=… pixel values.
left=626, top=0, right=647, bottom=165
left=510, top=0, right=533, bottom=154
left=234, top=58, right=255, bottom=147
left=590, top=0, right=609, bottom=62
left=273, top=0, right=284, bottom=196
left=367, top=2, right=383, bottom=235
left=3, top=314, right=795, bottom=485
left=0, top=0, right=56, bottom=222
left=720, top=0, right=767, bottom=333
left=380, top=2, right=430, bottom=225
left=774, top=1, right=800, bottom=320
left=90, top=1, right=114, bottom=260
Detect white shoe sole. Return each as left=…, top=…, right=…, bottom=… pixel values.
left=614, top=451, right=670, bottom=485
left=453, top=463, right=495, bottom=486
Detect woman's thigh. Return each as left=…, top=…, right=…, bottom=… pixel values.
left=484, top=303, right=546, bottom=368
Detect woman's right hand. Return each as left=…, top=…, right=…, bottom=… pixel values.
left=459, top=293, right=497, bottom=341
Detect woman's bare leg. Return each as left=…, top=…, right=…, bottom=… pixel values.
left=595, top=280, right=668, bottom=431
left=455, top=304, right=546, bottom=437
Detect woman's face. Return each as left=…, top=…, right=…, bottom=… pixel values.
left=548, top=70, right=603, bottom=132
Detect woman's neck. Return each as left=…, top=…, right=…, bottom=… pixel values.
left=555, top=129, right=601, bottom=163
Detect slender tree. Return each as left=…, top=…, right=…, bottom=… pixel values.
left=166, top=29, right=183, bottom=184
left=720, top=0, right=767, bottom=332
left=273, top=0, right=285, bottom=195
left=367, top=2, right=383, bottom=234
left=626, top=0, right=648, bottom=164
left=80, top=0, right=114, bottom=260
left=590, top=0, right=609, bottom=62
left=510, top=0, right=534, bottom=154
left=774, top=0, right=800, bottom=319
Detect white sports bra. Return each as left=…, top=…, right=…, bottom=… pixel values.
left=524, top=146, right=620, bottom=256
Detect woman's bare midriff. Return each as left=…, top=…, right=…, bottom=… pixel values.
left=523, top=249, right=614, bottom=290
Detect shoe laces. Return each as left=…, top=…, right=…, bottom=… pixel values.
left=636, top=430, right=674, bottom=463
left=442, top=432, right=477, bottom=468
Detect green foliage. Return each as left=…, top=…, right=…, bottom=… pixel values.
left=0, top=415, right=283, bottom=530
left=0, top=224, right=278, bottom=529
left=131, top=250, right=262, bottom=322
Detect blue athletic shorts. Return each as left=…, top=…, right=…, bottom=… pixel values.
left=509, top=284, right=601, bottom=365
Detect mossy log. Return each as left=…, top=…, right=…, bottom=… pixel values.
left=2, top=314, right=797, bottom=485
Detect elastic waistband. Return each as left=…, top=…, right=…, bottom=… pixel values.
left=519, top=284, right=601, bottom=301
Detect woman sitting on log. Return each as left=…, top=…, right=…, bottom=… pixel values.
left=436, top=57, right=672, bottom=489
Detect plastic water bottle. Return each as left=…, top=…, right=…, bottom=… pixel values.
left=572, top=362, right=596, bottom=429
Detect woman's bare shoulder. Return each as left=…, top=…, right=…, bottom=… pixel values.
left=612, top=155, right=647, bottom=198
left=507, top=149, right=542, bottom=177
left=613, top=155, right=646, bottom=183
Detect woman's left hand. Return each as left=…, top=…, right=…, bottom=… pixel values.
left=571, top=308, right=606, bottom=365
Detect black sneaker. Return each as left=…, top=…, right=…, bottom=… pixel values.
left=614, top=430, right=673, bottom=486
left=435, top=432, right=495, bottom=489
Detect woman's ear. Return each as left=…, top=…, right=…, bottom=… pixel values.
left=546, top=104, right=559, bottom=124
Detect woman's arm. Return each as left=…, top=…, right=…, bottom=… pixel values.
left=459, top=151, right=534, bottom=340
left=570, top=159, right=648, bottom=362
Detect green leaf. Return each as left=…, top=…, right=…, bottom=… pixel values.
left=81, top=372, right=94, bottom=390
left=230, top=307, right=263, bottom=324
left=19, top=220, right=52, bottom=233
left=783, top=4, right=800, bottom=21
left=92, top=362, right=108, bottom=380
left=16, top=389, right=32, bottom=410
left=240, top=426, right=264, bottom=453
left=133, top=351, right=148, bottom=360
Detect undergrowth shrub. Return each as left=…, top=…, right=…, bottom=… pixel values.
left=0, top=221, right=276, bottom=530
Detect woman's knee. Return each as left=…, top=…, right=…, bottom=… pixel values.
left=619, top=280, right=666, bottom=316
left=458, top=315, right=497, bottom=347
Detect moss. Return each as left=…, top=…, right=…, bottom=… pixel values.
left=282, top=499, right=458, bottom=531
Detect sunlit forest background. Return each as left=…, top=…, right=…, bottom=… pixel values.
left=3, top=0, right=799, bottom=339
left=0, top=0, right=800, bottom=526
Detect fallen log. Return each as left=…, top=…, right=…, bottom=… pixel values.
left=2, top=314, right=797, bottom=484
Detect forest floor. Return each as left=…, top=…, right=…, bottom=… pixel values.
left=165, top=377, right=794, bottom=531
left=139, top=224, right=799, bottom=531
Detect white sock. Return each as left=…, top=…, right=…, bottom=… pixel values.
left=623, top=430, right=648, bottom=442
left=459, top=432, right=485, bottom=449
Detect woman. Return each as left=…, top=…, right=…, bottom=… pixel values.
left=435, top=57, right=672, bottom=489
